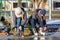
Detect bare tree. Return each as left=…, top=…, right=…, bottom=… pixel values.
left=18, top=0, right=21, bottom=6
left=41, top=0, right=47, bottom=9
left=31, top=0, right=47, bottom=9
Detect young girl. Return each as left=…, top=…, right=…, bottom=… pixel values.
left=15, top=7, right=27, bottom=37
left=28, top=9, right=47, bottom=36
left=38, top=9, right=47, bottom=35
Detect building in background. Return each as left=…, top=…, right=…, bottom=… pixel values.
left=53, top=0, right=60, bottom=11
left=2, top=0, right=18, bottom=11
left=2, top=0, right=48, bottom=11
left=1, top=0, right=60, bottom=11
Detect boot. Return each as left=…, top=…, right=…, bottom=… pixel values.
left=39, top=27, right=45, bottom=36
left=16, top=28, right=20, bottom=36
left=32, top=28, right=38, bottom=35
left=21, top=32, right=24, bottom=38
left=43, top=27, right=47, bottom=31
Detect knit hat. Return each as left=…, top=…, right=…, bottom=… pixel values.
left=40, top=9, right=46, bottom=16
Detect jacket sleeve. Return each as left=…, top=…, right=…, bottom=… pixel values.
left=32, top=11, right=37, bottom=19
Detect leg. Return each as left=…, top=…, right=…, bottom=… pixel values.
left=30, top=18, right=38, bottom=35
left=38, top=20, right=44, bottom=35
left=43, top=20, right=47, bottom=31
left=19, top=25, right=24, bottom=38
left=18, top=20, right=24, bottom=37
left=31, top=18, right=35, bottom=28
left=38, top=20, right=44, bottom=30
left=16, top=18, right=21, bottom=36
left=21, top=25, right=24, bottom=38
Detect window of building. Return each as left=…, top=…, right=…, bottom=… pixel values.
left=13, top=3, right=18, bottom=8
left=30, top=3, right=33, bottom=8
left=53, top=1, right=60, bottom=8
left=22, top=2, right=28, bottom=8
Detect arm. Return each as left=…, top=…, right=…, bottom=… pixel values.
left=15, top=12, right=21, bottom=18
left=15, top=12, right=24, bottom=18
left=21, top=14, right=24, bottom=21
left=15, top=13, right=24, bottom=21
left=23, top=13, right=27, bottom=25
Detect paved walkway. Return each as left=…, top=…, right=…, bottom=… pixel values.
left=0, top=20, right=60, bottom=40
left=0, top=32, right=60, bottom=40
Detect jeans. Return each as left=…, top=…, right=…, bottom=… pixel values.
left=31, top=18, right=35, bottom=28
left=16, top=18, right=24, bottom=33
left=30, top=18, right=45, bottom=28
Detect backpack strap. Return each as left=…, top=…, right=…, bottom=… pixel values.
left=20, top=7, right=25, bottom=14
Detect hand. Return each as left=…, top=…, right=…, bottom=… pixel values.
left=22, top=19, right=25, bottom=22
left=43, top=27, right=47, bottom=31
left=19, top=26, right=22, bottom=31
left=39, top=27, right=43, bottom=30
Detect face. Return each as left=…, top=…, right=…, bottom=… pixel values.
left=40, top=14, right=43, bottom=17
left=38, top=11, right=43, bottom=17
left=38, top=13, right=44, bottom=20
